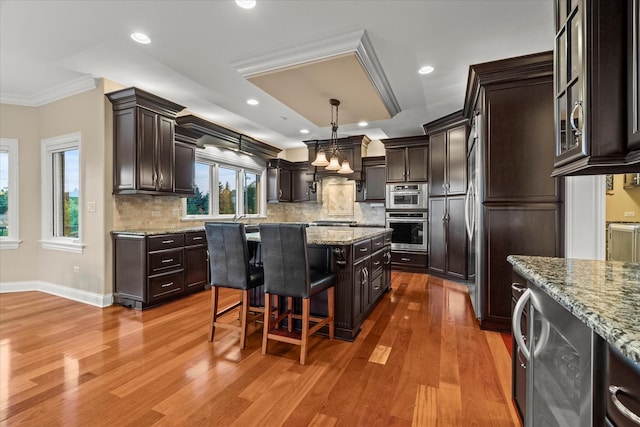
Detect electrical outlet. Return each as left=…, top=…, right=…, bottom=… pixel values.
left=624, top=211, right=636, bottom=217
left=73, top=266, right=80, bottom=273
left=87, top=201, right=96, bottom=212
left=151, top=211, right=161, bottom=217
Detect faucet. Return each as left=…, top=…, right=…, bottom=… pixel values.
left=233, top=214, right=246, bottom=222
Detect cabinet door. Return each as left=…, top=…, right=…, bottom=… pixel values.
left=156, top=115, right=175, bottom=192
left=292, top=169, right=311, bottom=202
left=407, top=145, right=428, bottom=182
left=184, top=246, right=208, bottom=291
left=386, top=148, right=406, bottom=182
left=429, top=133, right=446, bottom=196
left=279, top=168, right=292, bottom=201
left=174, top=141, right=195, bottom=195
left=364, top=165, right=386, bottom=201
left=428, top=197, right=446, bottom=274
left=445, top=196, right=467, bottom=279
left=113, top=108, right=136, bottom=192
left=353, top=258, right=368, bottom=324
left=447, top=126, right=467, bottom=195
left=138, top=109, right=158, bottom=191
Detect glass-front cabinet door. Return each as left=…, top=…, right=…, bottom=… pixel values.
left=554, top=0, right=586, bottom=166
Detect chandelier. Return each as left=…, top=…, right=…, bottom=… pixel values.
left=311, top=99, right=354, bottom=174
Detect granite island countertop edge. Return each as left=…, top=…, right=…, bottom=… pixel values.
left=507, top=255, right=640, bottom=365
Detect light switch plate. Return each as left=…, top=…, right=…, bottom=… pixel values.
left=624, top=211, right=636, bottom=217
left=87, top=201, right=96, bottom=212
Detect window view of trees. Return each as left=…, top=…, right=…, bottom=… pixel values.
left=56, top=149, right=79, bottom=238
left=186, top=160, right=261, bottom=217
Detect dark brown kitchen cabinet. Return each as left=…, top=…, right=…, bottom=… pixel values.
left=267, top=159, right=315, bottom=203
left=382, top=136, right=428, bottom=183
left=428, top=195, right=467, bottom=280
left=112, top=230, right=208, bottom=310
left=553, top=0, right=639, bottom=175
left=424, top=113, right=467, bottom=197
left=107, top=87, right=186, bottom=196
left=607, top=344, right=640, bottom=427
left=356, top=156, right=386, bottom=202
left=173, top=125, right=199, bottom=196
left=390, top=251, right=428, bottom=271
left=630, top=0, right=640, bottom=152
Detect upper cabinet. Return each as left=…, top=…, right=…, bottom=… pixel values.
left=552, top=0, right=639, bottom=175
left=356, top=156, right=386, bottom=202
left=381, top=135, right=429, bottom=183
left=423, top=112, right=468, bottom=197
left=629, top=0, right=640, bottom=151
left=107, top=87, right=186, bottom=196
left=267, top=159, right=316, bottom=203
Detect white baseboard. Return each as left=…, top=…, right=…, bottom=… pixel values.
left=0, top=281, right=113, bottom=308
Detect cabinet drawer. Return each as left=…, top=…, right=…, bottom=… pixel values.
left=370, top=272, right=385, bottom=303
left=371, top=235, right=385, bottom=252
left=148, top=234, right=184, bottom=251
left=370, top=250, right=385, bottom=277
left=185, top=230, right=206, bottom=246
left=384, top=233, right=392, bottom=246
left=353, top=239, right=372, bottom=262
left=149, top=271, right=184, bottom=301
left=391, top=251, right=428, bottom=268
left=149, top=248, right=183, bottom=274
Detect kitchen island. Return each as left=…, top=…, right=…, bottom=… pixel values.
left=508, top=255, right=640, bottom=426
left=246, top=226, right=393, bottom=341
left=112, top=225, right=392, bottom=341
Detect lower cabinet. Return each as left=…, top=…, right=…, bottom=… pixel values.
left=428, top=195, right=467, bottom=280
left=391, top=250, right=428, bottom=271
left=112, top=230, right=208, bottom=309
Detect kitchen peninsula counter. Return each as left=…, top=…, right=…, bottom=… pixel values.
left=246, top=226, right=391, bottom=245
left=507, top=255, right=640, bottom=364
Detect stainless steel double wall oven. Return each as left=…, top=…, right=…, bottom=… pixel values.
left=385, top=183, right=428, bottom=251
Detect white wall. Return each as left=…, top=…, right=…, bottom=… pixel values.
left=565, top=175, right=606, bottom=260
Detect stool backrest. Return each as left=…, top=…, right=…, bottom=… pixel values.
left=205, top=222, right=251, bottom=290
left=259, top=223, right=310, bottom=298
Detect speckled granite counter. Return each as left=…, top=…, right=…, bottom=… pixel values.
left=111, top=227, right=207, bottom=236
left=247, top=226, right=391, bottom=245
left=508, top=255, right=640, bottom=364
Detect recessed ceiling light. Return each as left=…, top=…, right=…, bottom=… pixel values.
left=418, top=65, right=434, bottom=75
left=358, top=121, right=368, bottom=127
left=130, top=32, right=151, bottom=44
left=300, top=129, right=310, bottom=134
left=246, top=99, right=259, bottom=105
left=235, top=0, right=256, bottom=9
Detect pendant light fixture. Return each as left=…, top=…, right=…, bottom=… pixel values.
left=311, top=99, right=354, bottom=174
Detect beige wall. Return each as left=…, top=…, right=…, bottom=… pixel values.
left=606, top=174, right=640, bottom=222
left=0, top=104, right=40, bottom=282
left=0, top=82, right=113, bottom=295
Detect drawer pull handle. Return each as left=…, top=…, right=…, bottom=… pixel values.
left=609, top=385, right=640, bottom=424
left=161, top=259, right=174, bottom=264
left=360, top=248, right=368, bottom=252
left=162, top=240, right=174, bottom=244
left=161, top=282, right=174, bottom=288
left=375, top=242, right=381, bottom=246
left=401, top=257, right=411, bottom=261
left=192, top=236, right=203, bottom=241
left=373, top=261, right=381, bottom=266
left=511, top=283, right=527, bottom=293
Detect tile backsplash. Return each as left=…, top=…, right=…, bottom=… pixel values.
left=113, top=177, right=386, bottom=231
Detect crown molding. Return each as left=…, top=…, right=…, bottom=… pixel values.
left=231, top=29, right=400, bottom=118
left=0, top=74, right=98, bottom=107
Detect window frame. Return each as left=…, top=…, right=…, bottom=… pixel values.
left=40, top=132, right=84, bottom=253
left=183, top=148, right=266, bottom=220
left=0, top=138, right=20, bottom=249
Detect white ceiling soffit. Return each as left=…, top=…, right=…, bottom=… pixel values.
left=231, top=30, right=400, bottom=127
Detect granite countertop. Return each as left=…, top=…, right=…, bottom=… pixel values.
left=508, top=255, right=640, bottom=364
left=111, top=226, right=207, bottom=236
left=247, top=226, right=391, bottom=246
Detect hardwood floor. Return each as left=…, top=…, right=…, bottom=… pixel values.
left=0, top=272, right=521, bottom=426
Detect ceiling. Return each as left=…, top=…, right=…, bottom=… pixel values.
left=0, top=0, right=554, bottom=151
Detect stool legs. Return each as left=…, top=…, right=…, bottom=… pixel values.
left=300, top=298, right=310, bottom=365
left=262, top=292, right=271, bottom=356
left=208, top=286, right=220, bottom=342
left=328, top=287, right=335, bottom=339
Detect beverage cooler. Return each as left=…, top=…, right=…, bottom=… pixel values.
left=608, top=224, right=640, bottom=262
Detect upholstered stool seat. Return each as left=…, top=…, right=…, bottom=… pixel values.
left=205, top=222, right=264, bottom=349
left=259, top=223, right=335, bottom=365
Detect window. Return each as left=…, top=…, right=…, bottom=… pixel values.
left=0, top=138, right=19, bottom=249
left=41, top=132, right=83, bottom=253
left=184, top=147, right=265, bottom=219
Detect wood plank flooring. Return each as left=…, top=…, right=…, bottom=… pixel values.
left=0, top=272, right=521, bottom=426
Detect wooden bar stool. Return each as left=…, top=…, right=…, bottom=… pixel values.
left=259, top=223, right=335, bottom=365
left=205, top=222, right=264, bottom=349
